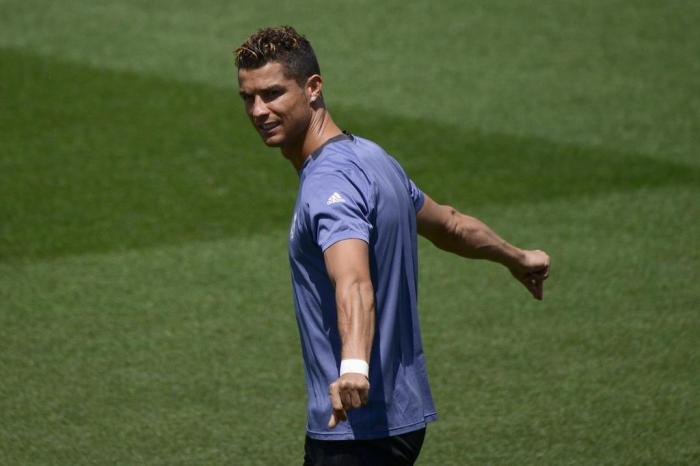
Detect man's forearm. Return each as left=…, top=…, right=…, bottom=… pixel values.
left=430, top=208, right=524, bottom=268
left=335, top=280, right=375, bottom=362
left=417, top=196, right=550, bottom=300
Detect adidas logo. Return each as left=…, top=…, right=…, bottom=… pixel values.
left=326, top=192, right=345, bottom=205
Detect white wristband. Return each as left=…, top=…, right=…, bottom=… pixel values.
left=340, top=359, right=369, bottom=378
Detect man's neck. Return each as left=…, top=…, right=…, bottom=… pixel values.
left=282, top=108, right=342, bottom=172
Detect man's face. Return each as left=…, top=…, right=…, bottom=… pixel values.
left=238, top=62, right=312, bottom=150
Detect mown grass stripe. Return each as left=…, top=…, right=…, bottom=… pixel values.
left=1, top=186, right=698, bottom=465
left=2, top=48, right=698, bottom=263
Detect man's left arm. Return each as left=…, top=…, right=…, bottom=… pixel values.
left=416, top=194, right=550, bottom=299
left=323, top=238, right=375, bottom=428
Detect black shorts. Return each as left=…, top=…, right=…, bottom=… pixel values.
left=303, top=428, right=426, bottom=466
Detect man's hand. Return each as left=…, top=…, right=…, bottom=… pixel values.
left=327, top=373, right=370, bottom=428
left=508, top=249, right=550, bottom=300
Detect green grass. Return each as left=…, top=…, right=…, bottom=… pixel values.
left=1, top=1, right=699, bottom=464
left=3, top=48, right=697, bottom=261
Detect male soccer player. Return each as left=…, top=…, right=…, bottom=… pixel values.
left=235, top=26, right=550, bottom=465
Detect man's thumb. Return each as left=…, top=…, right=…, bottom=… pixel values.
left=328, top=413, right=337, bottom=429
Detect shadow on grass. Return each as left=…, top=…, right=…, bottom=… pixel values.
left=2, top=47, right=698, bottom=261
left=343, top=109, right=699, bottom=209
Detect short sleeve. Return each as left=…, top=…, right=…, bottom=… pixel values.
left=306, top=171, right=373, bottom=251
left=408, top=177, right=425, bottom=212
left=385, top=153, right=425, bottom=213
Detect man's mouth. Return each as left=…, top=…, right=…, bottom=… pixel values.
left=259, top=122, right=280, bottom=132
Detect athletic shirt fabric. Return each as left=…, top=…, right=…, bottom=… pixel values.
left=288, top=132, right=437, bottom=440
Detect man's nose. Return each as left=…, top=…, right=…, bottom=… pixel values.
left=250, top=95, right=268, bottom=119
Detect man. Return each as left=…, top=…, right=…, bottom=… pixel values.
left=235, top=26, right=550, bottom=465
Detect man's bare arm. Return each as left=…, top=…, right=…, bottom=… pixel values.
left=323, top=239, right=375, bottom=428
left=417, top=194, right=550, bottom=299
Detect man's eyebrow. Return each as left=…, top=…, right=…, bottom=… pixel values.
left=261, top=85, right=285, bottom=93
left=239, top=85, right=284, bottom=96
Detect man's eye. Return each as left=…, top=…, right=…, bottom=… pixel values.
left=264, top=89, right=282, bottom=100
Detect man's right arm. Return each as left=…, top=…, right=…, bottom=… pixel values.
left=416, top=194, right=550, bottom=299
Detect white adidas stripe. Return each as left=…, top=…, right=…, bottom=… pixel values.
left=326, top=192, right=345, bottom=205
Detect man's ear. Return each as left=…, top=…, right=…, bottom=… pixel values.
left=306, top=74, right=323, bottom=102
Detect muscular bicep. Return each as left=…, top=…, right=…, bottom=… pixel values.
left=323, top=239, right=372, bottom=288
left=416, top=194, right=457, bottom=244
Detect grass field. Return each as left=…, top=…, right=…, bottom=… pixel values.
left=1, top=1, right=699, bottom=464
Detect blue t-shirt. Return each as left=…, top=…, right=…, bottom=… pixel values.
left=288, top=133, right=437, bottom=440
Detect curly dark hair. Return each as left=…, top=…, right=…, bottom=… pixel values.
left=235, top=26, right=320, bottom=85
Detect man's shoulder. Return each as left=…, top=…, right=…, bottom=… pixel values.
left=349, top=134, right=387, bottom=156
left=300, top=150, right=377, bottom=204
left=301, top=133, right=391, bottom=191
left=317, top=135, right=389, bottom=170
left=317, top=133, right=386, bottom=158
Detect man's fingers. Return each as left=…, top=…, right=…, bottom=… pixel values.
left=341, top=391, right=353, bottom=410
left=350, top=390, right=362, bottom=409
left=512, top=249, right=550, bottom=300
left=532, top=269, right=548, bottom=280
left=329, top=382, right=344, bottom=411
left=523, top=276, right=543, bottom=300
left=328, top=376, right=371, bottom=428
left=528, top=264, right=548, bottom=281
left=360, top=387, right=369, bottom=405
left=328, top=409, right=347, bottom=429
left=327, top=381, right=347, bottom=429
left=534, top=279, right=543, bottom=300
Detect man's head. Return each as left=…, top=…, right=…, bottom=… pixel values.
left=236, top=27, right=324, bottom=153
left=235, top=26, right=320, bottom=86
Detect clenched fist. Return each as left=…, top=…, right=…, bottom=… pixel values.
left=508, top=249, right=551, bottom=300
left=328, top=373, right=370, bottom=428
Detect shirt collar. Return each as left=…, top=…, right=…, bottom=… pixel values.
left=299, top=131, right=353, bottom=174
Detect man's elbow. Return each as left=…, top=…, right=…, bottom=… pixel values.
left=336, top=279, right=375, bottom=308
left=442, top=205, right=463, bottom=238
left=424, top=204, right=462, bottom=248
